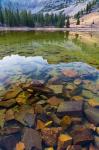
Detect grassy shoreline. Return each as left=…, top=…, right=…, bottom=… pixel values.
left=0, top=27, right=99, bottom=32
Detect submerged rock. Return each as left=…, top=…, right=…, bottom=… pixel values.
left=2, top=87, right=22, bottom=100
left=41, top=127, right=62, bottom=146
left=60, top=115, right=72, bottom=129
left=16, top=142, right=25, bottom=150
left=0, top=99, right=16, bottom=108
left=0, top=109, right=6, bottom=128
left=62, top=69, right=78, bottom=78
left=84, top=103, right=99, bottom=125
left=71, top=127, right=94, bottom=145
left=47, top=96, right=64, bottom=106
left=47, top=85, right=63, bottom=94
left=22, top=127, right=42, bottom=150
left=57, top=101, right=83, bottom=117
left=57, top=134, right=72, bottom=150
left=0, top=133, right=21, bottom=150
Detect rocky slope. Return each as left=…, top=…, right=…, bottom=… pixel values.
left=1, top=0, right=97, bottom=16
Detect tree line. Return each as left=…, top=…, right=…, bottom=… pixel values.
left=0, top=7, right=66, bottom=27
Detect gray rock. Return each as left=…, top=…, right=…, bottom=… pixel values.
left=84, top=103, right=99, bottom=126
left=57, top=101, right=83, bottom=117
left=23, top=113, right=36, bottom=128
left=22, top=127, right=42, bottom=150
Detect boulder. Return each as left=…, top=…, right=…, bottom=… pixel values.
left=47, top=96, right=64, bottom=106
left=41, top=127, right=62, bottom=146
left=0, top=109, right=6, bottom=128
left=94, top=136, right=99, bottom=148
left=0, top=127, right=21, bottom=136
left=0, top=99, right=17, bottom=108
left=84, top=103, right=99, bottom=126
left=5, top=109, right=15, bottom=121
left=62, top=69, right=78, bottom=78
left=57, top=101, right=83, bottom=117
left=60, top=115, right=72, bottom=129
left=23, top=113, right=36, bottom=128
left=57, top=134, right=72, bottom=150
left=22, top=127, right=42, bottom=150
left=2, top=87, right=22, bottom=100
left=71, top=127, right=94, bottom=146
left=47, top=85, right=63, bottom=94
left=0, top=133, right=21, bottom=150
left=16, top=142, right=25, bottom=150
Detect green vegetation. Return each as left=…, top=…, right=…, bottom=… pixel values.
left=0, top=6, right=65, bottom=27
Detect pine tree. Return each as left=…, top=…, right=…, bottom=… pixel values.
left=76, top=17, right=80, bottom=25
left=66, top=16, right=70, bottom=28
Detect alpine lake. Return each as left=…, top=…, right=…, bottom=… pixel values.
left=0, top=31, right=99, bottom=150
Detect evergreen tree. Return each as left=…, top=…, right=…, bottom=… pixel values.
left=66, top=16, right=70, bottom=28
left=76, top=17, right=80, bottom=25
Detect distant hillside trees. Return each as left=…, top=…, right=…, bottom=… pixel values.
left=0, top=7, right=66, bottom=27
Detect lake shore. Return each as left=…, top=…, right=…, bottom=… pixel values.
left=0, top=27, right=99, bottom=32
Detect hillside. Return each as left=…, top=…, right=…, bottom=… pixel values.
left=70, top=12, right=99, bottom=28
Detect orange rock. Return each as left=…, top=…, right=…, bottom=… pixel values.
left=47, top=96, right=64, bottom=106
left=16, top=142, right=25, bottom=150
left=62, top=69, right=78, bottom=78
left=36, top=120, right=45, bottom=130
left=60, top=116, right=72, bottom=129
left=41, top=127, right=62, bottom=146
left=57, top=134, right=72, bottom=150
left=72, top=96, right=83, bottom=101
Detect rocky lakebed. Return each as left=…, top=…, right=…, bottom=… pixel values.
left=0, top=55, right=99, bottom=150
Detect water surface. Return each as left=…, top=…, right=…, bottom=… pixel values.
left=0, top=31, right=99, bottom=68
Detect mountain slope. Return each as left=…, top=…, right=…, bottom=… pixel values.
left=1, top=0, right=98, bottom=16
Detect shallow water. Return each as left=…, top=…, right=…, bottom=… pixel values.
left=0, top=55, right=99, bottom=101
left=0, top=31, right=99, bottom=149
left=0, top=31, right=99, bottom=68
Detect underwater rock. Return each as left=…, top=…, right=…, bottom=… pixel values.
left=0, top=109, right=6, bottom=128
left=71, top=96, right=84, bottom=102
left=82, top=90, right=94, bottom=99
left=41, top=127, right=62, bottom=146
left=72, top=127, right=94, bottom=145
left=57, top=101, right=83, bottom=117
left=2, top=87, right=22, bottom=100
left=47, top=96, right=64, bottom=106
left=34, top=104, right=45, bottom=114
left=74, top=79, right=82, bottom=85
left=84, top=103, right=99, bottom=125
left=16, top=91, right=31, bottom=105
left=22, top=127, right=42, bottom=150
left=0, top=99, right=17, bottom=108
left=94, top=136, right=99, bottom=148
left=5, top=109, right=15, bottom=121
left=15, top=106, right=34, bottom=125
left=23, top=113, right=36, bottom=128
left=66, top=145, right=82, bottom=150
left=47, top=85, right=63, bottom=94
left=62, top=69, right=78, bottom=78
left=0, top=133, right=21, bottom=150
left=57, top=134, right=72, bottom=150
left=36, top=119, right=45, bottom=130
left=63, top=83, right=80, bottom=98
left=0, top=127, right=21, bottom=136
left=88, top=99, right=99, bottom=108
left=60, top=115, right=72, bottom=129
left=50, top=113, right=61, bottom=126
left=16, top=142, right=25, bottom=150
